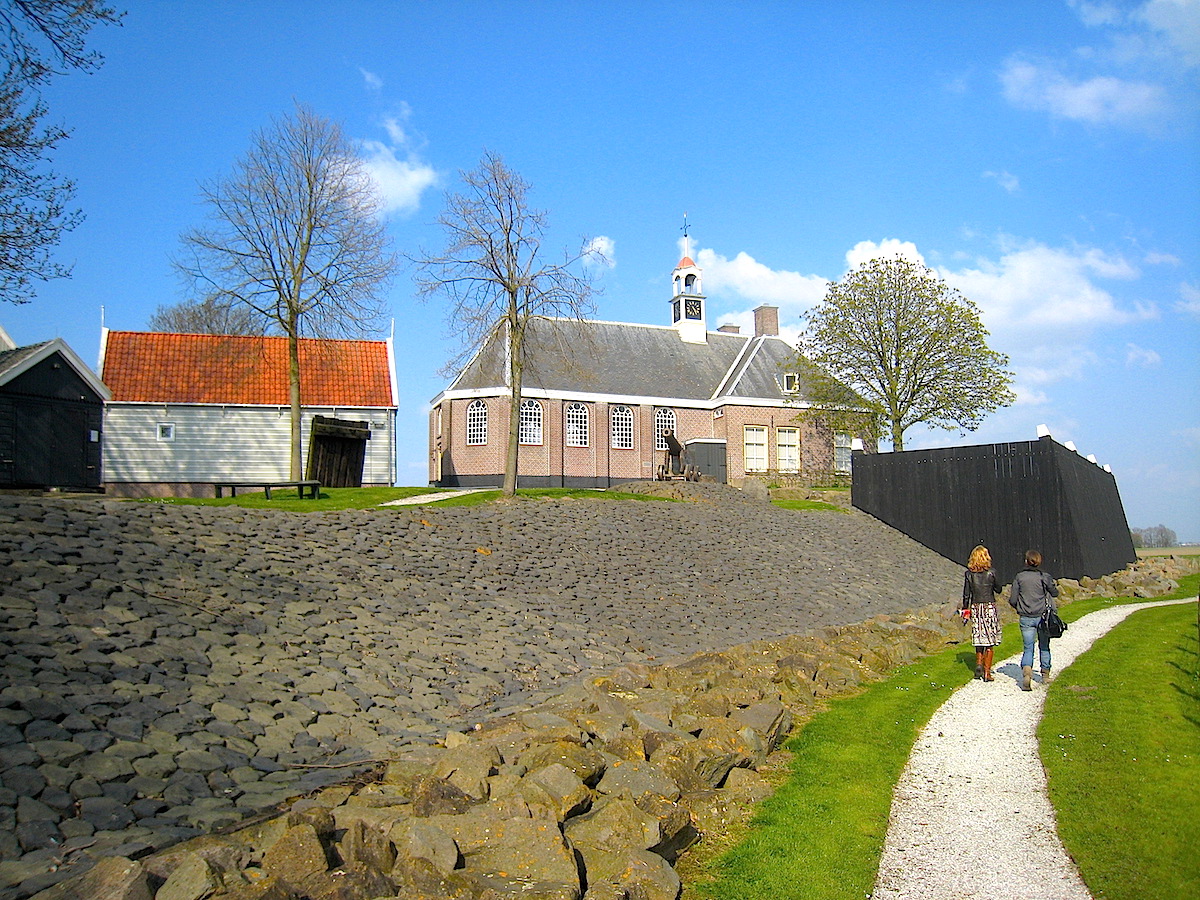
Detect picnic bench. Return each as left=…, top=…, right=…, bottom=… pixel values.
left=213, top=480, right=321, bottom=500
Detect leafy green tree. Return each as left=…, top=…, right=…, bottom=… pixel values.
left=0, top=0, right=122, bottom=304
left=796, top=256, right=1015, bottom=451
left=177, top=103, right=397, bottom=479
left=412, top=151, right=601, bottom=496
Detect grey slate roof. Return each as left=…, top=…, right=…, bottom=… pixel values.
left=447, top=318, right=805, bottom=404
left=0, top=341, right=52, bottom=387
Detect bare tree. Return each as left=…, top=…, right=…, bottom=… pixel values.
left=0, top=0, right=122, bottom=304
left=146, top=296, right=265, bottom=336
left=413, top=151, right=601, bottom=496
left=177, top=102, right=397, bottom=479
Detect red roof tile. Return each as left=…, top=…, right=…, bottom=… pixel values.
left=101, top=332, right=394, bottom=407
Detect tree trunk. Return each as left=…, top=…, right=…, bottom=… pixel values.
left=502, top=318, right=523, bottom=497
left=288, top=332, right=303, bottom=480
left=891, top=420, right=905, bottom=452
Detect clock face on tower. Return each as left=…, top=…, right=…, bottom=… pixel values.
left=685, top=298, right=703, bottom=320
left=672, top=299, right=681, bottom=322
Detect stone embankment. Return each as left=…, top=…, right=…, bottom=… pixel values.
left=0, top=485, right=1189, bottom=899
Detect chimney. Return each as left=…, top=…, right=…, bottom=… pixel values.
left=753, top=305, right=779, bottom=337
left=717, top=324, right=740, bottom=334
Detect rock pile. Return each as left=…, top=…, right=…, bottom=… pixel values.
left=27, top=599, right=968, bottom=900
left=0, top=486, right=965, bottom=898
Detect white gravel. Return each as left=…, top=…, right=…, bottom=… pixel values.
left=872, top=597, right=1196, bottom=900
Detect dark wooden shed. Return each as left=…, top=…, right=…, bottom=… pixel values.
left=305, top=415, right=371, bottom=488
left=0, top=337, right=111, bottom=491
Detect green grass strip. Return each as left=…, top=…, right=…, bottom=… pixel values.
left=137, top=485, right=674, bottom=511
left=1040, top=598, right=1200, bottom=900
left=770, top=498, right=846, bottom=513
left=692, top=572, right=1200, bottom=900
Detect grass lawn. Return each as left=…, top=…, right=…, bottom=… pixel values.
left=770, top=498, right=846, bottom=513
left=1040, top=598, right=1200, bottom=900
left=140, top=485, right=675, bottom=512
left=683, top=573, right=1200, bottom=900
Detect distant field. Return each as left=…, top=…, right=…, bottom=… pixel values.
left=1136, top=546, right=1200, bottom=557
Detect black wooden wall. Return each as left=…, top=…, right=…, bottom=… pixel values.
left=851, top=438, right=1137, bottom=583
left=1, top=351, right=105, bottom=491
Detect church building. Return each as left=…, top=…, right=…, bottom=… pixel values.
left=428, top=254, right=865, bottom=488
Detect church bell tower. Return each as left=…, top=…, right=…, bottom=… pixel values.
left=670, top=217, right=707, bottom=344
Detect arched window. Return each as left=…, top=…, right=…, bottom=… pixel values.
left=655, top=408, right=677, bottom=451
left=610, top=406, right=634, bottom=449
left=466, top=400, right=488, bottom=445
left=519, top=399, right=543, bottom=445
left=565, top=403, right=589, bottom=447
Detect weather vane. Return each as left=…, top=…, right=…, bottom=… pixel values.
left=681, top=212, right=691, bottom=258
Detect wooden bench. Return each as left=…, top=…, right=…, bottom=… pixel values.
left=213, top=480, right=320, bottom=500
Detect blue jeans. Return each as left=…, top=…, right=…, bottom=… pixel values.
left=1019, top=615, right=1051, bottom=671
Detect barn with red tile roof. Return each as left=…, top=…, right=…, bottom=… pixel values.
left=99, top=330, right=397, bottom=497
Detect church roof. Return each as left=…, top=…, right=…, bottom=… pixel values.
left=444, top=318, right=808, bottom=406
left=676, top=256, right=696, bottom=268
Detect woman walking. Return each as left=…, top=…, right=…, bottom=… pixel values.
left=1009, top=549, right=1060, bottom=690
left=962, top=545, right=1002, bottom=681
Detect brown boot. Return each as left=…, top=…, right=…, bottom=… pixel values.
left=1022, top=666, right=1033, bottom=691
left=975, top=650, right=985, bottom=679
left=983, top=648, right=995, bottom=681
left=1041, top=668, right=1051, bottom=683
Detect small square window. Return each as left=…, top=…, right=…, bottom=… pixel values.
left=782, top=373, right=799, bottom=392
left=157, top=423, right=175, bottom=442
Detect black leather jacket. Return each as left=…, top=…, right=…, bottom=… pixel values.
left=962, top=568, right=1000, bottom=608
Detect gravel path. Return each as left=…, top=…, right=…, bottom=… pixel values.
left=873, top=597, right=1195, bottom=900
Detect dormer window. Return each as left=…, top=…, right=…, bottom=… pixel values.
left=782, top=373, right=799, bottom=393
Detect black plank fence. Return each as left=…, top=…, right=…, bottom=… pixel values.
left=851, top=437, right=1137, bottom=584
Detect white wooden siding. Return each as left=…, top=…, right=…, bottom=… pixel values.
left=103, top=405, right=395, bottom=484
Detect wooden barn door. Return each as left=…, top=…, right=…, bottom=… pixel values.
left=305, top=416, right=370, bottom=488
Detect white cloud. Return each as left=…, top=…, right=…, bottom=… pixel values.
left=941, top=240, right=1149, bottom=332
left=1145, top=250, right=1181, bottom=265
left=983, top=170, right=1021, bottom=193
left=692, top=246, right=829, bottom=312
left=584, top=235, right=615, bottom=267
left=1138, top=0, right=1200, bottom=66
left=1125, top=342, right=1163, bottom=366
left=1178, top=281, right=1200, bottom=315
left=360, top=68, right=384, bottom=91
left=844, top=239, right=925, bottom=270
left=1000, top=58, right=1168, bottom=125
left=357, top=109, right=439, bottom=216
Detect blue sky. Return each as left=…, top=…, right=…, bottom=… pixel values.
left=3, top=1, right=1198, bottom=540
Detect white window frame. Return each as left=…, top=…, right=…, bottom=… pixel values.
left=655, top=408, right=677, bottom=451
left=565, top=403, right=589, bottom=448
left=782, top=373, right=799, bottom=393
left=777, top=427, right=800, bottom=474
left=466, top=400, right=488, bottom=446
left=611, top=405, right=634, bottom=449
left=744, top=425, right=767, bottom=473
left=834, top=433, right=853, bottom=474
left=519, top=399, right=543, bottom=446
left=157, top=423, right=176, bottom=442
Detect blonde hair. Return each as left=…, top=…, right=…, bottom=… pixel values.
left=968, top=545, right=991, bottom=572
